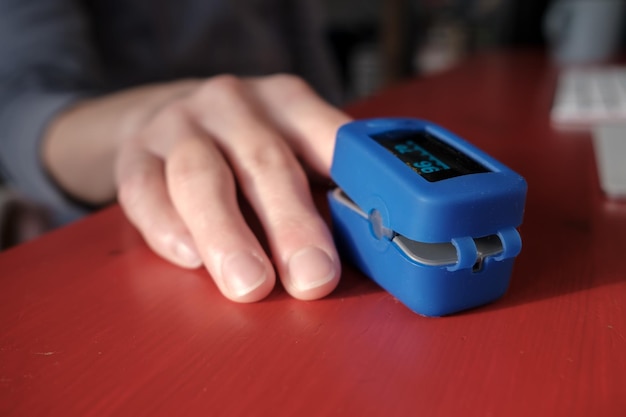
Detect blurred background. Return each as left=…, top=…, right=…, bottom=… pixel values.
left=324, top=0, right=551, bottom=99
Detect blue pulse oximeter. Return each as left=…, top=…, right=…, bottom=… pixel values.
left=328, top=118, right=527, bottom=316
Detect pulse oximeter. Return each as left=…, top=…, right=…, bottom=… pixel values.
left=328, top=118, right=527, bottom=316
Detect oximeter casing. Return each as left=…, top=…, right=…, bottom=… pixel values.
left=328, top=118, right=527, bottom=316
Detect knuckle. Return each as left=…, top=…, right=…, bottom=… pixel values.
left=133, top=101, right=189, bottom=149
left=271, top=215, right=327, bottom=247
left=243, top=144, right=297, bottom=175
left=168, top=141, right=233, bottom=189
left=268, top=73, right=308, bottom=90
left=266, top=74, right=312, bottom=101
left=197, top=74, right=245, bottom=101
left=117, top=165, right=151, bottom=208
left=158, top=99, right=189, bottom=120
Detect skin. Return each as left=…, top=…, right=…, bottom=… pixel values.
left=42, top=74, right=352, bottom=302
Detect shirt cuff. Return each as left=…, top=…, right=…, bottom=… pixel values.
left=0, top=91, right=94, bottom=226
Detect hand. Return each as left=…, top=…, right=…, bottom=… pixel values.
left=45, top=74, right=351, bottom=302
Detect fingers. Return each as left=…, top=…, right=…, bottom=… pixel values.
left=165, top=130, right=276, bottom=302
left=116, top=144, right=203, bottom=269
left=188, top=76, right=340, bottom=300
left=118, top=104, right=276, bottom=302
left=116, top=74, right=344, bottom=303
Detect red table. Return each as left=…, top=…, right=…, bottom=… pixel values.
left=2, top=51, right=625, bottom=417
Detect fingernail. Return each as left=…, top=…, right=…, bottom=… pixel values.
left=221, top=252, right=268, bottom=298
left=288, top=247, right=336, bottom=292
left=174, top=238, right=202, bottom=268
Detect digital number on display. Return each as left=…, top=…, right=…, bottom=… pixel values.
left=371, top=130, right=490, bottom=182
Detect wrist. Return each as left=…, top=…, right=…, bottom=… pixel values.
left=42, top=79, right=201, bottom=205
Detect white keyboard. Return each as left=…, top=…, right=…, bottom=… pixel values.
left=592, top=124, right=626, bottom=198
left=551, top=67, right=626, bottom=128
left=551, top=67, right=626, bottom=198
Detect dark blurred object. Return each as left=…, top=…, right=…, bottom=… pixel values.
left=325, top=0, right=552, bottom=95
left=508, top=0, right=551, bottom=46
left=381, top=0, right=414, bottom=85
left=0, top=186, right=51, bottom=250
left=412, top=0, right=551, bottom=74
left=327, top=23, right=380, bottom=98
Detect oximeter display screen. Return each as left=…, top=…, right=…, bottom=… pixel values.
left=372, top=130, right=490, bottom=182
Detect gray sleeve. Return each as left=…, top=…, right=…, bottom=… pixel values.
left=0, top=0, right=103, bottom=226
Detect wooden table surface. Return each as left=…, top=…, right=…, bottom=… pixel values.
left=1, top=51, right=625, bottom=417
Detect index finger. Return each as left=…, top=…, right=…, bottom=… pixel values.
left=246, top=75, right=352, bottom=176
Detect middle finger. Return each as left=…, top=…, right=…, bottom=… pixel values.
left=189, top=76, right=341, bottom=300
